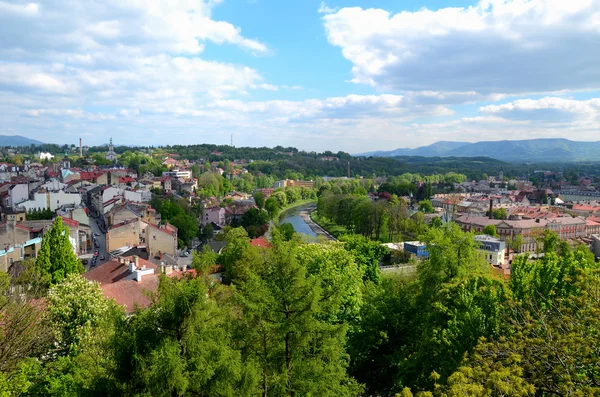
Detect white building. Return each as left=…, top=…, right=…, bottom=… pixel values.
left=36, top=152, right=54, bottom=160
left=40, top=179, right=67, bottom=191
left=7, top=184, right=29, bottom=210
left=19, top=190, right=82, bottom=212
left=162, top=169, right=192, bottom=179
left=474, top=235, right=506, bottom=267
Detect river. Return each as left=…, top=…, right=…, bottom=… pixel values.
left=279, top=203, right=318, bottom=238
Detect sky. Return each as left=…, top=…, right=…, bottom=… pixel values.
left=1, top=0, right=600, bottom=153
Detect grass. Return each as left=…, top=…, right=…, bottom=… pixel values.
left=278, top=199, right=317, bottom=216
left=310, top=212, right=349, bottom=239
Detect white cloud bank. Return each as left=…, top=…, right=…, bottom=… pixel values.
left=322, top=0, right=600, bottom=95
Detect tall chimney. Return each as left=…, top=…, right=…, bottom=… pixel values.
left=489, top=198, right=494, bottom=220
left=347, top=161, right=350, bottom=178
left=79, top=138, right=82, bottom=157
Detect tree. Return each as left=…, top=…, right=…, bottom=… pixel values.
left=418, top=200, right=434, bottom=214
left=219, top=227, right=251, bottom=284
left=240, top=208, right=270, bottom=238
left=482, top=224, right=499, bottom=237
left=265, top=196, right=280, bottom=219
left=278, top=223, right=295, bottom=241
left=0, top=272, right=52, bottom=374
left=35, top=217, right=84, bottom=286
left=233, top=235, right=362, bottom=396
left=489, top=208, right=507, bottom=220
left=253, top=190, right=265, bottom=210
left=340, top=234, right=388, bottom=284
left=46, top=274, right=118, bottom=356
left=430, top=217, right=443, bottom=228
left=112, top=276, right=258, bottom=396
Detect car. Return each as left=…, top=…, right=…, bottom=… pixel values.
left=93, top=233, right=101, bottom=237
left=94, top=251, right=99, bottom=257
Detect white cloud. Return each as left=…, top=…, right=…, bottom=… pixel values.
left=318, top=2, right=337, bottom=14
left=322, top=0, right=600, bottom=95
left=481, top=97, right=600, bottom=116
left=0, top=1, right=39, bottom=17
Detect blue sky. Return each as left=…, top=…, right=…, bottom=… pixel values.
left=1, top=0, right=600, bottom=152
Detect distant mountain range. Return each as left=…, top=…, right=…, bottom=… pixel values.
left=0, top=135, right=44, bottom=147
left=359, top=139, right=600, bottom=162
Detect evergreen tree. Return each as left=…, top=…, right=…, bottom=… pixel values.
left=35, top=217, right=84, bottom=286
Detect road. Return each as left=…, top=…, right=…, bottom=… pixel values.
left=86, top=213, right=109, bottom=271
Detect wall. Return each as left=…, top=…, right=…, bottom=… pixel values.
left=107, top=221, right=141, bottom=252
left=143, top=223, right=177, bottom=257
left=9, top=184, right=29, bottom=209
left=20, top=191, right=82, bottom=211
left=0, top=223, right=31, bottom=249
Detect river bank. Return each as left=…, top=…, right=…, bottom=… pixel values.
left=298, top=205, right=336, bottom=241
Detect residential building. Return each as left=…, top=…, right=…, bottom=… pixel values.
left=474, top=235, right=506, bottom=267
left=273, top=179, right=315, bottom=189
left=84, top=256, right=159, bottom=313
left=142, top=222, right=178, bottom=257
left=19, top=189, right=82, bottom=212
left=105, top=201, right=157, bottom=227
left=202, top=207, right=225, bottom=227
left=106, top=218, right=141, bottom=252
left=36, top=152, right=54, bottom=160
left=0, top=238, right=42, bottom=272
left=6, top=184, right=29, bottom=210
left=162, top=169, right=192, bottom=179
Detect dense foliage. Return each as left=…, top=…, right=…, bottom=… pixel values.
left=35, top=217, right=84, bottom=286
left=1, top=223, right=598, bottom=396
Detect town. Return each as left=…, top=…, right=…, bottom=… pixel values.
left=3, top=0, right=600, bottom=394
left=2, top=140, right=600, bottom=394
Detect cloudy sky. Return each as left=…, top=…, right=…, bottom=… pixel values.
left=1, top=0, right=600, bottom=152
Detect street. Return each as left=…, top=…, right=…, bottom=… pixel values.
left=86, top=212, right=109, bottom=271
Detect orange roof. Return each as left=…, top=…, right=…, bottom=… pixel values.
left=250, top=237, right=270, bottom=248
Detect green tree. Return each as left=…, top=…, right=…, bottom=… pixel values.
left=482, top=224, right=499, bottom=237
left=253, top=190, right=265, bottom=209
left=339, top=234, right=388, bottom=284
left=430, top=217, right=443, bottom=228
left=418, top=200, right=434, bottom=214
left=278, top=222, right=295, bottom=241
left=233, top=235, right=362, bottom=396
left=490, top=208, right=507, bottom=220
left=112, top=276, right=258, bottom=396
left=219, top=227, right=251, bottom=284
left=35, top=217, right=84, bottom=286
left=265, top=196, right=280, bottom=219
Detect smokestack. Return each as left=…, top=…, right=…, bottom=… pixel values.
left=347, top=161, right=350, bottom=179
left=489, top=198, right=494, bottom=220
left=79, top=138, right=82, bottom=157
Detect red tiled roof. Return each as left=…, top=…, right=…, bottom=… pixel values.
left=250, top=237, right=270, bottom=248
left=146, top=221, right=177, bottom=234
left=100, top=277, right=158, bottom=313
left=62, top=218, right=80, bottom=228
left=119, top=176, right=135, bottom=184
